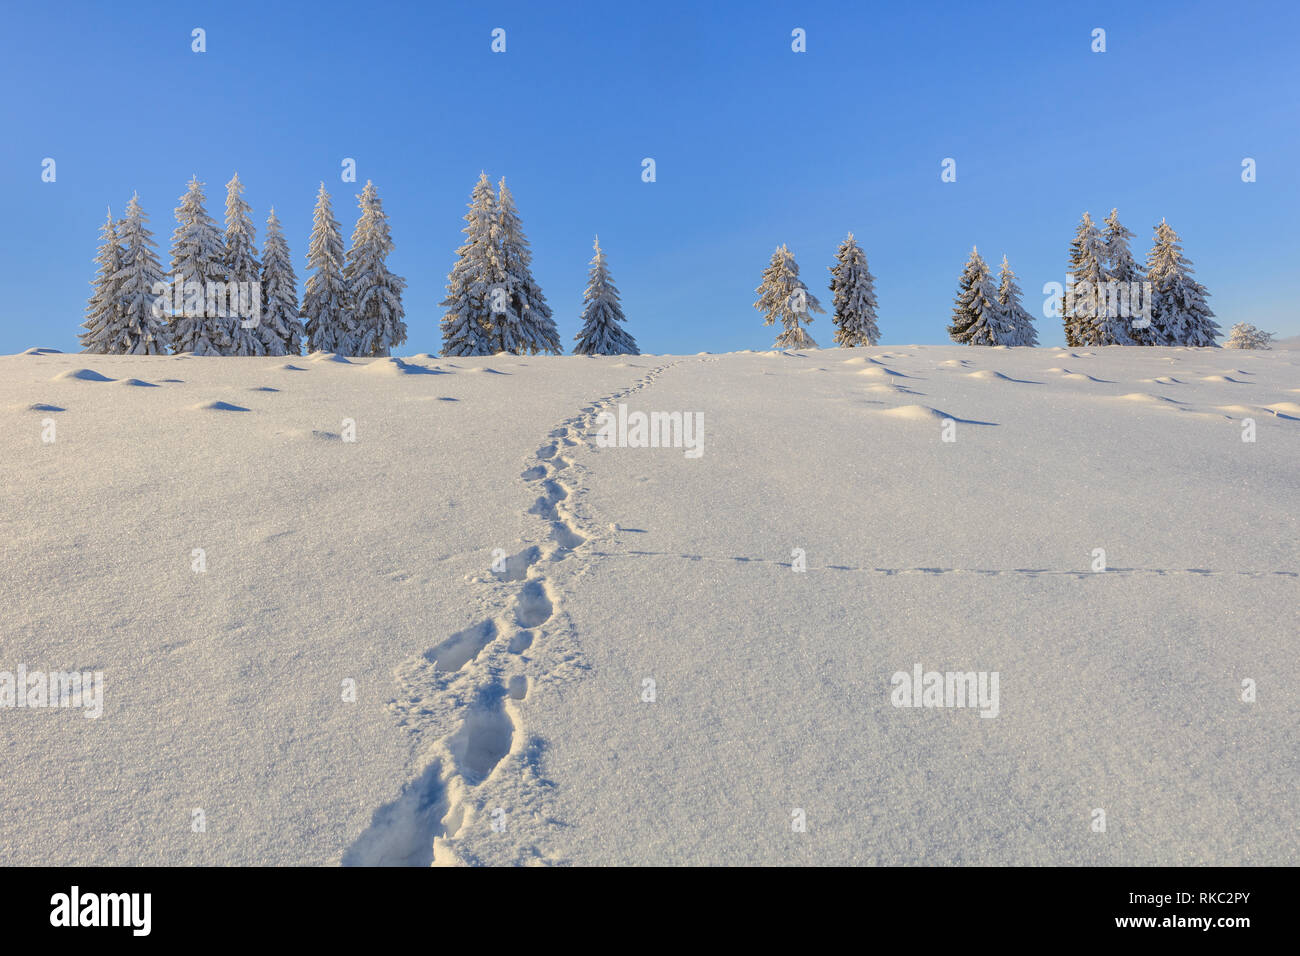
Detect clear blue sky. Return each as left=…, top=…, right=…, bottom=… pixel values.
left=2, top=0, right=1296, bottom=354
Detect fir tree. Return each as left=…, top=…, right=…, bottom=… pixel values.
left=573, top=236, right=638, bottom=355
left=80, top=208, right=126, bottom=353
left=258, top=209, right=304, bottom=355
left=1146, top=219, right=1219, bottom=347
left=948, top=247, right=1004, bottom=345
left=170, top=176, right=231, bottom=354
left=1102, top=208, right=1145, bottom=345
left=497, top=178, right=560, bottom=354
left=110, top=194, right=171, bottom=355
left=1224, top=322, right=1273, bottom=349
left=345, top=181, right=407, bottom=356
left=995, top=255, right=1038, bottom=346
left=1062, top=212, right=1112, bottom=346
left=754, top=245, right=822, bottom=349
left=828, top=233, right=880, bottom=347
left=440, top=173, right=499, bottom=357
left=223, top=173, right=264, bottom=355
left=302, top=183, right=354, bottom=353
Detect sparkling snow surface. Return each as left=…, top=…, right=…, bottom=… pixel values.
left=2, top=344, right=1296, bottom=865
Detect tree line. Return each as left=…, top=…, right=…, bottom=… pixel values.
left=82, top=172, right=639, bottom=357
left=82, top=176, right=404, bottom=356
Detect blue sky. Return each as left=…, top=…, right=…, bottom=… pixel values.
left=1, top=0, right=1296, bottom=354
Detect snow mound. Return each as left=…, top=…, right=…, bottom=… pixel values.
left=1264, top=402, right=1300, bottom=419
left=53, top=368, right=114, bottom=382
left=841, top=355, right=889, bottom=366
left=875, top=404, right=955, bottom=422
left=191, top=400, right=250, bottom=412
left=1200, top=375, right=1247, bottom=384
left=27, top=402, right=64, bottom=412
left=22, top=347, right=63, bottom=355
left=114, top=378, right=158, bottom=387
left=856, top=366, right=906, bottom=378
left=1116, top=393, right=1182, bottom=404
left=966, top=370, right=1021, bottom=381
left=277, top=363, right=307, bottom=371
left=1142, top=377, right=1185, bottom=385
left=309, top=352, right=354, bottom=364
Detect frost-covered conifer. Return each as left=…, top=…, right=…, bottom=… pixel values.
left=80, top=209, right=126, bottom=353
left=345, top=181, right=407, bottom=357
left=497, top=178, right=560, bottom=354
left=258, top=209, right=304, bottom=355
left=108, top=194, right=171, bottom=355
left=223, top=173, right=264, bottom=355
left=995, top=255, right=1038, bottom=347
left=948, top=247, right=1004, bottom=345
left=1062, top=212, right=1113, bottom=346
left=170, top=177, right=230, bottom=354
left=1224, top=322, right=1273, bottom=349
left=828, top=234, right=880, bottom=347
left=1102, top=208, right=1144, bottom=345
left=441, top=173, right=499, bottom=357
left=754, top=245, right=822, bottom=349
left=1146, top=219, right=1219, bottom=347
left=302, top=183, right=354, bottom=353
left=573, top=237, right=638, bottom=355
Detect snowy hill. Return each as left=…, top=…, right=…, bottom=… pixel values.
left=2, top=345, right=1296, bottom=865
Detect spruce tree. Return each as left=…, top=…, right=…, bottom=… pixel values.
left=170, top=176, right=230, bottom=354
left=754, top=245, right=822, bottom=349
left=440, top=173, right=499, bottom=356
left=1224, top=323, right=1273, bottom=349
left=345, top=181, right=407, bottom=357
left=497, top=178, right=560, bottom=354
left=1103, top=208, right=1144, bottom=345
left=948, top=246, right=1004, bottom=345
left=258, top=209, right=304, bottom=355
left=1146, top=219, right=1219, bottom=347
left=80, top=208, right=126, bottom=353
left=223, top=173, right=264, bottom=355
left=995, top=255, right=1038, bottom=346
left=1062, top=212, right=1111, bottom=346
left=573, top=236, right=638, bottom=355
left=828, top=233, right=880, bottom=347
left=110, top=194, right=171, bottom=355
left=302, top=183, right=354, bottom=353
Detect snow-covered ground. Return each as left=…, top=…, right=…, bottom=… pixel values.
left=2, top=344, right=1296, bottom=865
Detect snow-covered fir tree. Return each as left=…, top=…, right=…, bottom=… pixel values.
left=223, top=173, right=263, bottom=355
left=995, top=255, right=1038, bottom=346
left=572, top=236, right=638, bottom=355
left=109, top=194, right=171, bottom=355
left=440, top=173, right=500, bottom=356
left=258, top=209, right=304, bottom=355
left=496, top=178, right=560, bottom=354
left=344, top=181, right=407, bottom=357
left=170, top=177, right=231, bottom=354
left=948, top=247, right=1005, bottom=345
left=80, top=209, right=127, bottom=353
left=1146, top=219, right=1219, bottom=347
left=1224, top=322, right=1273, bottom=349
left=1062, top=212, right=1114, bottom=346
left=1103, top=208, right=1144, bottom=345
left=754, top=245, right=822, bottom=349
left=302, top=183, right=354, bottom=353
left=828, top=233, right=880, bottom=347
